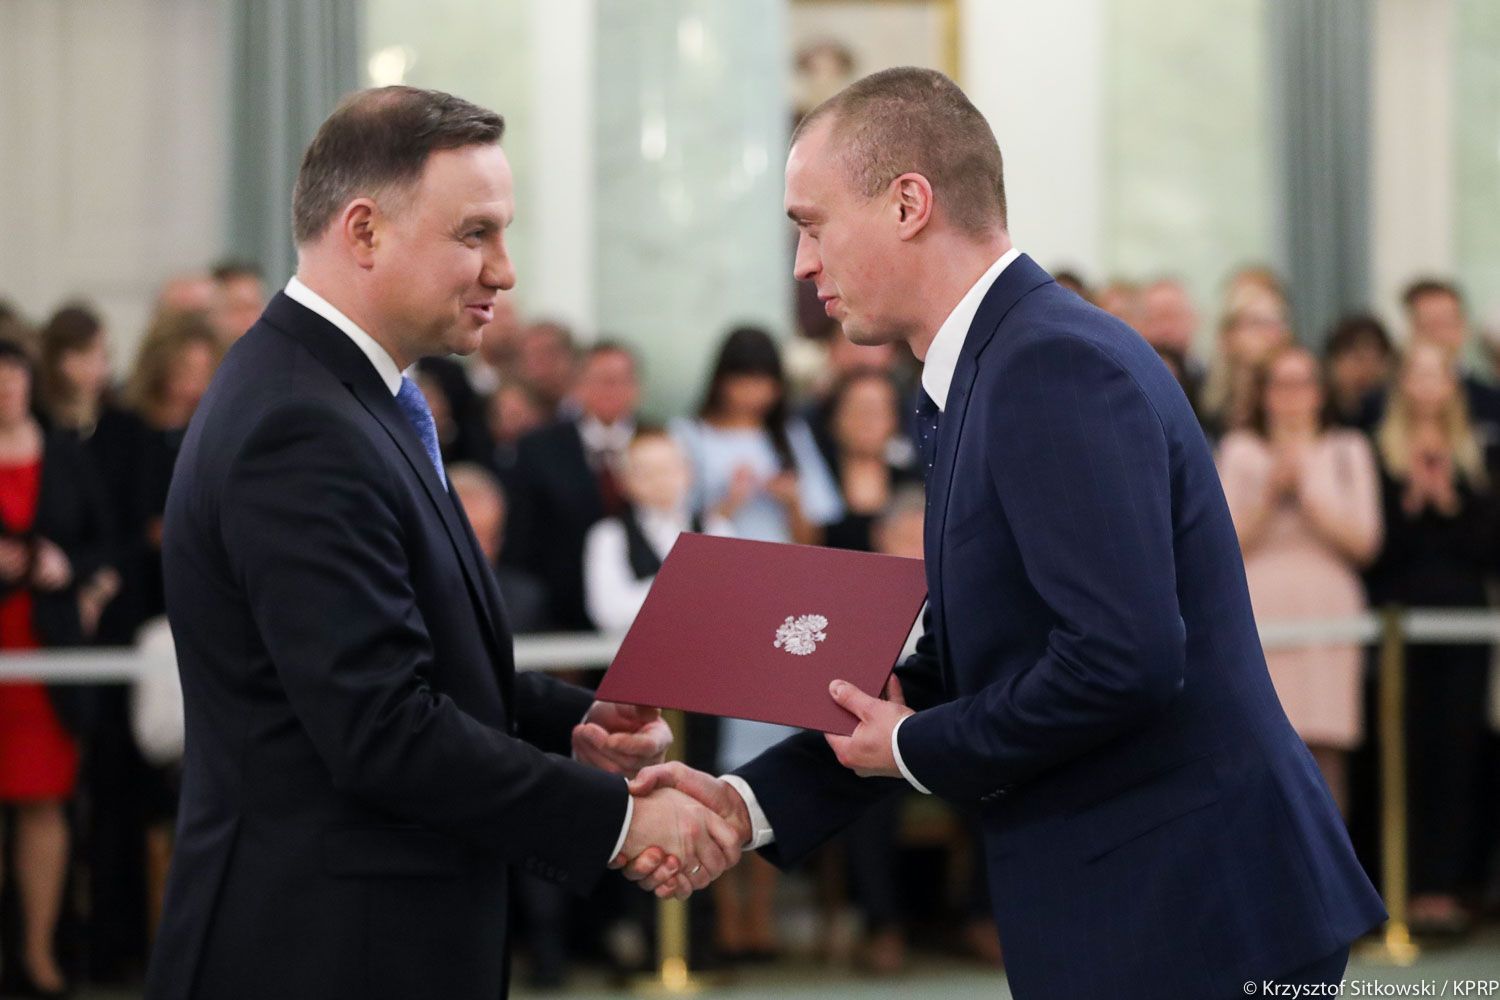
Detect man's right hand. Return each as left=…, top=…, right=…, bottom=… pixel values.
left=618, top=763, right=753, bottom=896
left=611, top=784, right=743, bottom=899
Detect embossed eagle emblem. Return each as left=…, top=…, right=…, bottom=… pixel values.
left=774, top=614, right=829, bottom=656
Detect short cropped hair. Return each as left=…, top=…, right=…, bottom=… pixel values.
left=1401, top=278, right=1463, bottom=312
left=1324, top=313, right=1393, bottom=361
left=585, top=339, right=636, bottom=364
left=793, top=66, right=1006, bottom=235
left=292, top=86, right=505, bottom=245
left=211, top=259, right=263, bottom=284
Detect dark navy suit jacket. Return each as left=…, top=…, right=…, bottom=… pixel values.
left=145, top=294, right=628, bottom=1000
left=736, top=256, right=1384, bottom=998
left=505, top=419, right=610, bottom=631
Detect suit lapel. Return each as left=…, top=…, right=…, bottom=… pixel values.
left=923, top=255, right=1055, bottom=672
left=263, top=294, right=512, bottom=700
left=353, top=382, right=509, bottom=657
left=924, top=355, right=977, bottom=607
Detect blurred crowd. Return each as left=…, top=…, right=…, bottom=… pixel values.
left=0, top=259, right=1498, bottom=992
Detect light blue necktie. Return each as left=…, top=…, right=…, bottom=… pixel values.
left=395, top=375, right=447, bottom=487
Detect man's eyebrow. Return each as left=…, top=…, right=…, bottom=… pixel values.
left=459, top=215, right=501, bottom=231
left=787, top=206, right=820, bottom=224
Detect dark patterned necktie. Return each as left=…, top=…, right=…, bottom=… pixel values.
left=916, top=388, right=942, bottom=486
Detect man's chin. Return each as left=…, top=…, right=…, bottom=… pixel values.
left=841, top=322, right=893, bottom=348
left=444, top=327, right=486, bottom=357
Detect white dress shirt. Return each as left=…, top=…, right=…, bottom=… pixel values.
left=284, top=277, right=635, bottom=863
left=584, top=506, right=733, bottom=634
left=728, top=248, right=1023, bottom=849
left=920, top=246, right=1021, bottom=411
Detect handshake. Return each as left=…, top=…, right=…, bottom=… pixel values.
left=575, top=675, right=915, bottom=901
left=569, top=699, right=750, bottom=901
left=613, top=762, right=751, bottom=900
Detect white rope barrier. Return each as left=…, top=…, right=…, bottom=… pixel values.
left=1257, top=615, right=1382, bottom=649
left=0, top=633, right=623, bottom=683
left=0, top=648, right=155, bottom=683
left=2, top=608, right=1499, bottom=683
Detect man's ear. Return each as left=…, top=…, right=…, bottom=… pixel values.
left=341, top=199, right=380, bottom=269
left=892, top=173, right=935, bottom=241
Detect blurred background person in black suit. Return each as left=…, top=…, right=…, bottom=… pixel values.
left=518, top=319, right=582, bottom=422
left=506, top=342, right=642, bottom=632
left=207, top=260, right=266, bottom=348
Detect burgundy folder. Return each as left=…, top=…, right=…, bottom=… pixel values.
left=595, top=534, right=928, bottom=736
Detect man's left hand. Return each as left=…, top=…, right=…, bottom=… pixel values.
left=825, top=676, right=913, bottom=778
left=573, top=701, right=672, bottom=778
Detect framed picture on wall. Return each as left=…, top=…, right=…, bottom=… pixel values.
left=789, top=0, right=960, bottom=117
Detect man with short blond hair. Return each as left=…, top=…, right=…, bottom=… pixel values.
left=631, top=67, right=1385, bottom=998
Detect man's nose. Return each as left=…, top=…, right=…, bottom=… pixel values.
left=485, top=252, right=516, bottom=291
left=793, top=233, right=819, bottom=282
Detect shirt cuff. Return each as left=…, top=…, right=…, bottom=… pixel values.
left=891, top=715, right=932, bottom=795
left=609, top=784, right=634, bottom=863
left=720, top=774, right=776, bottom=850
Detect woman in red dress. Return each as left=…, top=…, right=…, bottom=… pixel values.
left=0, top=338, right=114, bottom=996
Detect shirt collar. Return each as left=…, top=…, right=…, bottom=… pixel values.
left=920, top=246, right=1021, bottom=411
left=638, top=504, right=689, bottom=532
left=285, top=276, right=405, bottom=396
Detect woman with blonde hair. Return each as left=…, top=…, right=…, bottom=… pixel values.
left=1367, top=340, right=1499, bottom=933
left=1216, top=345, right=1381, bottom=816
left=1199, top=280, right=1291, bottom=439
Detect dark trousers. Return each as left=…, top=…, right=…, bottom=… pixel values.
left=1404, top=644, right=1489, bottom=895
left=844, top=793, right=902, bottom=928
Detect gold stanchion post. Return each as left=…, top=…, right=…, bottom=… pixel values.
left=1357, top=605, right=1420, bottom=966
left=633, top=708, right=715, bottom=996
